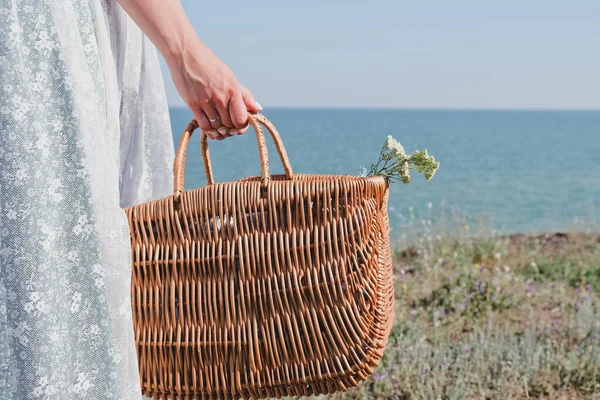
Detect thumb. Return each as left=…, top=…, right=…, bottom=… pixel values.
left=241, top=85, right=262, bottom=113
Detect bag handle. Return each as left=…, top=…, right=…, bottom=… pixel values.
left=173, top=112, right=294, bottom=202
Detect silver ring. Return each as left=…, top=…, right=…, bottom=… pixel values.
left=209, top=115, right=220, bottom=123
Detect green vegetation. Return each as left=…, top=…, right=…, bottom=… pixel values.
left=314, top=207, right=600, bottom=399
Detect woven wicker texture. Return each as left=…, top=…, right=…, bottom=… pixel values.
left=125, top=113, right=394, bottom=400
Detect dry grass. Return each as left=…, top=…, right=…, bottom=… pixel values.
left=302, top=207, right=600, bottom=400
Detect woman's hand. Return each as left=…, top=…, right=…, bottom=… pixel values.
left=166, top=42, right=262, bottom=140
left=117, top=0, right=262, bottom=140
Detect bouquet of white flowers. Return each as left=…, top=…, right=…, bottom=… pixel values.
left=365, top=136, right=440, bottom=184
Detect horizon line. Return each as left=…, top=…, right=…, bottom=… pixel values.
left=167, top=105, right=600, bottom=112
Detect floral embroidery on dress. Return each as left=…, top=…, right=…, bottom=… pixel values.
left=0, top=0, right=174, bottom=398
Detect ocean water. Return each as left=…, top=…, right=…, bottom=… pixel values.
left=168, top=107, right=600, bottom=236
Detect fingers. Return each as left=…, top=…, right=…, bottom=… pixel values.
left=193, top=110, right=218, bottom=140
left=201, top=105, right=230, bottom=140
left=193, top=86, right=262, bottom=140
left=228, top=91, right=249, bottom=131
left=215, top=125, right=232, bottom=140
left=202, top=105, right=222, bottom=129
left=237, top=126, right=250, bottom=135
left=215, top=101, right=234, bottom=129
left=241, top=85, right=262, bottom=113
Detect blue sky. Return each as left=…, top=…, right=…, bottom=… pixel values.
left=159, top=1, right=600, bottom=109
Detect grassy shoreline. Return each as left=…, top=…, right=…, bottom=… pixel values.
left=323, top=231, right=600, bottom=399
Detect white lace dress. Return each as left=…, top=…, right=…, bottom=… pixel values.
left=0, top=1, right=175, bottom=398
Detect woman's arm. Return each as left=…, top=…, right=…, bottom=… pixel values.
left=118, top=0, right=261, bottom=139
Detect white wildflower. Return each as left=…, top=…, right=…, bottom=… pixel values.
left=408, top=149, right=440, bottom=180
left=385, top=135, right=406, bottom=158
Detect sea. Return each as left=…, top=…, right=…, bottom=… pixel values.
left=168, top=107, right=600, bottom=236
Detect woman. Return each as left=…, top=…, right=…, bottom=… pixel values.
left=0, top=0, right=257, bottom=398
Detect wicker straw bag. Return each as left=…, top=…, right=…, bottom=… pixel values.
left=125, top=113, right=394, bottom=400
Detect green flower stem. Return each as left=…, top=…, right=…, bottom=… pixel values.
left=367, top=135, right=440, bottom=184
